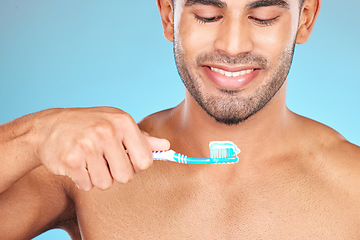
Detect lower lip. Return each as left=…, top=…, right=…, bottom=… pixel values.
left=203, top=67, right=260, bottom=90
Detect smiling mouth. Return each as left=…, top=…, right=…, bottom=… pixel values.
left=202, top=65, right=261, bottom=90
left=209, top=67, right=255, bottom=78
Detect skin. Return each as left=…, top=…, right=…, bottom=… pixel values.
left=1, top=0, right=360, bottom=239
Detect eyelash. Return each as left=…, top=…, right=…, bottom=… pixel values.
left=194, top=14, right=223, bottom=24
left=194, top=14, right=279, bottom=27
left=248, top=16, right=279, bottom=26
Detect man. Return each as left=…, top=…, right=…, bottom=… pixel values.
left=1, top=0, right=359, bottom=239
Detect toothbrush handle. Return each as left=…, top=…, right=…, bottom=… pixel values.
left=177, top=154, right=238, bottom=164
left=153, top=151, right=238, bottom=164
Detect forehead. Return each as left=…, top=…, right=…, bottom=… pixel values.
left=177, top=0, right=298, bottom=9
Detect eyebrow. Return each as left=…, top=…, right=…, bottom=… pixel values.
left=246, top=0, right=290, bottom=9
left=185, top=0, right=227, bottom=9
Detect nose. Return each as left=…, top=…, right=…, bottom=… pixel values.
left=214, top=18, right=254, bottom=57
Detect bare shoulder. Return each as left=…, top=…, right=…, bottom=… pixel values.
left=137, top=107, right=176, bottom=138
left=323, top=136, right=360, bottom=193
left=299, top=115, right=360, bottom=196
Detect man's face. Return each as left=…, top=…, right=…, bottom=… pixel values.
left=173, top=0, right=301, bottom=125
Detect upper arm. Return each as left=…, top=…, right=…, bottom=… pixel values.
left=0, top=166, right=76, bottom=239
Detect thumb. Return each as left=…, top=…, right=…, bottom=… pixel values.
left=144, top=134, right=171, bottom=152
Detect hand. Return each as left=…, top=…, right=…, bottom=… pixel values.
left=36, top=107, right=170, bottom=191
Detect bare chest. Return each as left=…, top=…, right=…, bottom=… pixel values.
left=73, top=173, right=360, bottom=239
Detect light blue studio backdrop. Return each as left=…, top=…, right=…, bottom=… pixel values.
left=0, top=0, right=359, bottom=239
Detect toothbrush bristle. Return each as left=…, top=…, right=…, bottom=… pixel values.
left=209, top=141, right=241, bottom=161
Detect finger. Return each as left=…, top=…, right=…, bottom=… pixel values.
left=122, top=127, right=153, bottom=173
left=104, top=142, right=135, bottom=184
left=86, top=154, right=113, bottom=190
left=69, top=167, right=93, bottom=191
left=144, top=135, right=170, bottom=152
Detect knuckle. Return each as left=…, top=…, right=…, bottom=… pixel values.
left=96, top=181, right=112, bottom=191
left=116, top=172, right=133, bottom=184
left=135, top=158, right=153, bottom=172
left=60, top=142, right=87, bottom=169
left=120, top=111, right=134, bottom=122
left=116, top=112, right=136, bottom=128
left=93, top=176, right=113, bottom=190
left=77, top=137, right=96, bottom=152
left=91, top=122, right=114, bottom=139
left=62, top=152, right=82, bottom=169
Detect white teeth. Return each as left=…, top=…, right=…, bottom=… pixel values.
left=225, top=71, right=232, bottom=77
left=210, top=67, right=254, bottom=77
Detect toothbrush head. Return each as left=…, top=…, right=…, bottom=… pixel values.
left=209, top=141, right=241, bottom=163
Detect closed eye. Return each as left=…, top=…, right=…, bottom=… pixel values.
left=248, top=16, right=279, bottom=26
left=194, top=14, right=223, bottom=24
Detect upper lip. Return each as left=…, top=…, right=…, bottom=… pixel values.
left=202, top=64, right=261, bottom=72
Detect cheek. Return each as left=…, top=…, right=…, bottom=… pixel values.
left=177, top=16, right=216, bottom=62
left=252, top=16, right=296, bottom=62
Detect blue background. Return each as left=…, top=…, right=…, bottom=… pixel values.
left=0, top=1, right=358, bottom=239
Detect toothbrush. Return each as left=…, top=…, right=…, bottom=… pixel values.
left=153, top=141, right=240, bottom=164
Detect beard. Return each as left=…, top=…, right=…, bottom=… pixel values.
left=174, top=40, right=296, bottom=126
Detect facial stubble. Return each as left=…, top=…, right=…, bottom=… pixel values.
left=174, top=40, right=296, bottom=126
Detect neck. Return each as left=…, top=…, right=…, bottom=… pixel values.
left=171, top=83, right=297, bottom=167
